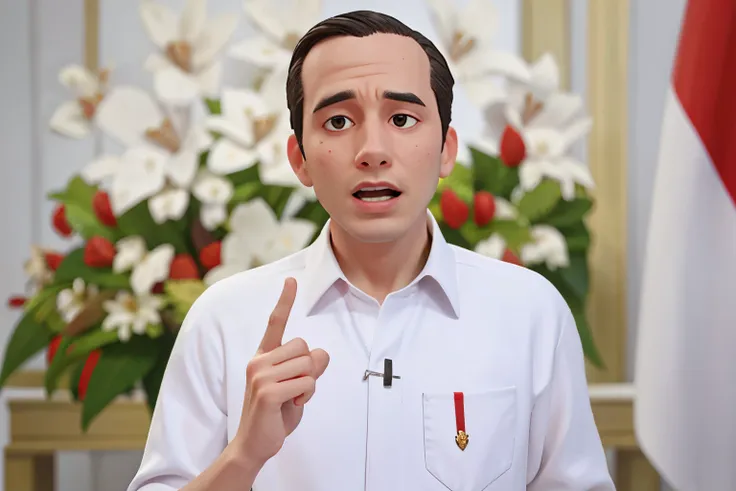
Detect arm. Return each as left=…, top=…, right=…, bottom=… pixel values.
left=127, top=289, right=260, bottom=491
left=526, top=298, right=615, bottom=490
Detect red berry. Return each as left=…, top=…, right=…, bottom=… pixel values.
left=473, top=191, right=496, bottom=226
left=52, top=204, right=73, bottom=237
left=84, top=236, right=115, bottom=268
left=44, top=252, right=65, bottom=271
left=199, top=242, right=222, bottom=270
left=500, top=125, right=526, bottom=167
left=92, top=190, right=117, bottom=227
left=439, top=189, right=469, bottom=229
left=7, top=296, right=27, bottom=308
left=169, top=254, right=200, bottom=280
left=47, top=335, right=62, bottom=365
left=502, top=249, right=523, bottom=266
left=78, top=350, right=101, bottom=401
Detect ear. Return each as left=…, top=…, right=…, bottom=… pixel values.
left=439, top=126, right=458, bottom=179
left=287, top=134, right=313, bottom=188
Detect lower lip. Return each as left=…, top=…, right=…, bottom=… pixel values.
left=351, top=194, right=401, bottom=213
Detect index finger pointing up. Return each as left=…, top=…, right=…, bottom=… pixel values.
left=258, top=277, right=297, bottom=353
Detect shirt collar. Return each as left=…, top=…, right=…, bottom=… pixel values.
left=301, top=210, right=460, bottom=318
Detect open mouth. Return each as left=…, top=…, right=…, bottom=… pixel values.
left=352, top=187, right=402, bottom=202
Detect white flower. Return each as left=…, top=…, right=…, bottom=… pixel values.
left=424, top=0, right=530, bottom=108
left=204, top=198, right=315, bottom=285
left=205, top=88, right=288, bottom=175
left=23, top=246, right=54, bottom=290
left=478, top=54, right=595, bottom=201
left=191, top=169, right=234, bottom=230
left=49, top=65, right=110, bottom=139
left=520, top=225, right=569, bottom=270
left=102, top=291, right=163, bottom=342
left=56, top=278, right=99, bottom=323
left=112, top=236, right=175, bottom=295
left=474, top=234, right=506, bottom=260
left=140, top=0, right=239, bottom=105
left=229, top=0, right=320, bottom=72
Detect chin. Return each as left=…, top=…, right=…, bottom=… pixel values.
left=331, top=208, right=426, bottom=245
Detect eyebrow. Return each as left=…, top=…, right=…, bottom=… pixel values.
left=312, top=90, right=426, bottom=113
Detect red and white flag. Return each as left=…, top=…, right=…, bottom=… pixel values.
left=634, top=0, right=736, bottom=489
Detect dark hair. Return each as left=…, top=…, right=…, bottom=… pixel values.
left=285, top=10, right=454, bottom=156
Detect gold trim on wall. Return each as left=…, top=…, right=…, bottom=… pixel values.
left=521, top=0, right=570, bottom=90
left=585, top=0, right=629, bottom=382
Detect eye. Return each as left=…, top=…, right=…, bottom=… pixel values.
left=391, top=114, right=419, bottom=128
left=324, top=116, right=354, bottom=131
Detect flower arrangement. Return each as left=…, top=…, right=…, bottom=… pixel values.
left=0, top=0, right=601, bottom=431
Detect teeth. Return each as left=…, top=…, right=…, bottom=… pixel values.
left=359, top=186, right=391, bottom=192
left=360, top=195, right=393, bottom=202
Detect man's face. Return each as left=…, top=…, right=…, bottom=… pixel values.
left=287, top=33, right=458, bottom=244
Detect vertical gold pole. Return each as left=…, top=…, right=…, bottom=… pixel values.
left=585, top=0, right=629, bottom=383
left=84, top=0, right=100, bottom=71
left=521, top=0, right=570, bottom=89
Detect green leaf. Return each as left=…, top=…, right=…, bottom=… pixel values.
left=49, top=176, right=97, bottom=204
left=64, top=202, right=117, bottom=241
left=262, top=186, right=294, bottom=220
left=571, top=308, right=604, bottom=368
left=230, top=182, right=262, bottom=204
left=226, top=165, right=260, bottom=187
left=439, top=223, right=471, bottom=249
left=469, top=147, right=519, bottom=197
left=25, top=285, right=67, bottom=325
left=54, top=248, right=130, bottom=290
left=45, top=336, right=84, bottom=394
left=437, top=163, right=473, bottom=203
left=544, top=198, right=593, bottom=228
left=558, top=253, right=589, bottom=300
left=165, top=280, right=207, bottom=322
left=0, top=310, right=55, bottom=388
left=69, top=358, right=87, bottom=401
left=458, top=222, right=494, bottom=246
left=142, top=332, right=176, bottom=413
left=66, top=329, right=121, bottom=358
left=491, top=219, right=533, bottom=252
left=293, top=200, right=329, bottom=243
left=517, top=180, right=562, bottom=222
left=204, top=98, right=221, bottom=114
left=560, top=221, right=591, bottom=252
left=116, top=201, right=189, bottom=254
left=81, top=335, right=159, bottom=431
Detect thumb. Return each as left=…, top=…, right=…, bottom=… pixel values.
left=310, top=348, right=330, bottom=378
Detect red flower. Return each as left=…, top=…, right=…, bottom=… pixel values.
left=473, top=191, right=496, bottom=226
left=44, top=252, right=64, bottom=271
left=47, top=335, right=62, bottom=365
left=499, top=125, right=526, bottom=167
left=169, top=254, right=200, bottom=280
left=52, top=204, right=73, bottom=237
left=84, top=236, right=115, bottom=268
left=93, top=190, right=117, bottom=227
left=199, top=242, right=222, bottom=270
left=7, top=296, right=27, bottom=308
left=78, top=349, right=101, bottom=401
left=440, top=189, right=469, bottom=229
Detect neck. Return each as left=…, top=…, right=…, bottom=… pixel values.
left=329, top=214, right=432, bottom=304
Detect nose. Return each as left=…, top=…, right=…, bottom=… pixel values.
left=354, top=118, right=391, bottom=169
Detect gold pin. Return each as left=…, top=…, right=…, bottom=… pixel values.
left=455, top=430, right=469, bottom=451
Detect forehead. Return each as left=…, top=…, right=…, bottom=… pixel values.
left=300, top=33, right=433, bottom=106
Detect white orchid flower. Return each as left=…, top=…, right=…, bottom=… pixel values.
left=112, top=236, right=175, bottom=295
left=474, top=234, right=506, bottom=260
left=204, top=198, right=315, bottom=285
left=49, top=64, right=111, bottom=139
left=191, top=169, right=234, bottom=230
left=520, top=225, right=569, bottom=270
left=205, top=88, right=288, bottom=175
left=140, top=0, right=239, bottom=105
left=56, top=278, right=99, bottom=323
left=518, top=124, right=595, bottom=200
left=424, top=0, right=530, bottom=108
left=229, top=0, right=320, bottom=71
left=102, top=291, right=163, bottom=342
left=23, top=246, right=54, bottom=290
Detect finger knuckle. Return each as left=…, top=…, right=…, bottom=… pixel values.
left=268, top=312, right=284, bottom=328
left=292, top=337, right=309, bottom=353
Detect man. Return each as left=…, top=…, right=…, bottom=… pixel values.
left=128, top=10, right=614, bottom=491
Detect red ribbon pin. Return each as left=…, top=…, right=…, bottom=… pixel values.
left=454, top=392, right=469, bottom=450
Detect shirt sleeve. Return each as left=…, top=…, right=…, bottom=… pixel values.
left=526, top=296, right=616, bottom=490
left=127, top=288, right=229, bottom=491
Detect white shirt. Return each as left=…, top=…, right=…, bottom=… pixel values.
left=128, top=212, right=614, bottom=491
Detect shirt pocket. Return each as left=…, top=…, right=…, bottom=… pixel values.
left=422, top=386, right=517, bottom=491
